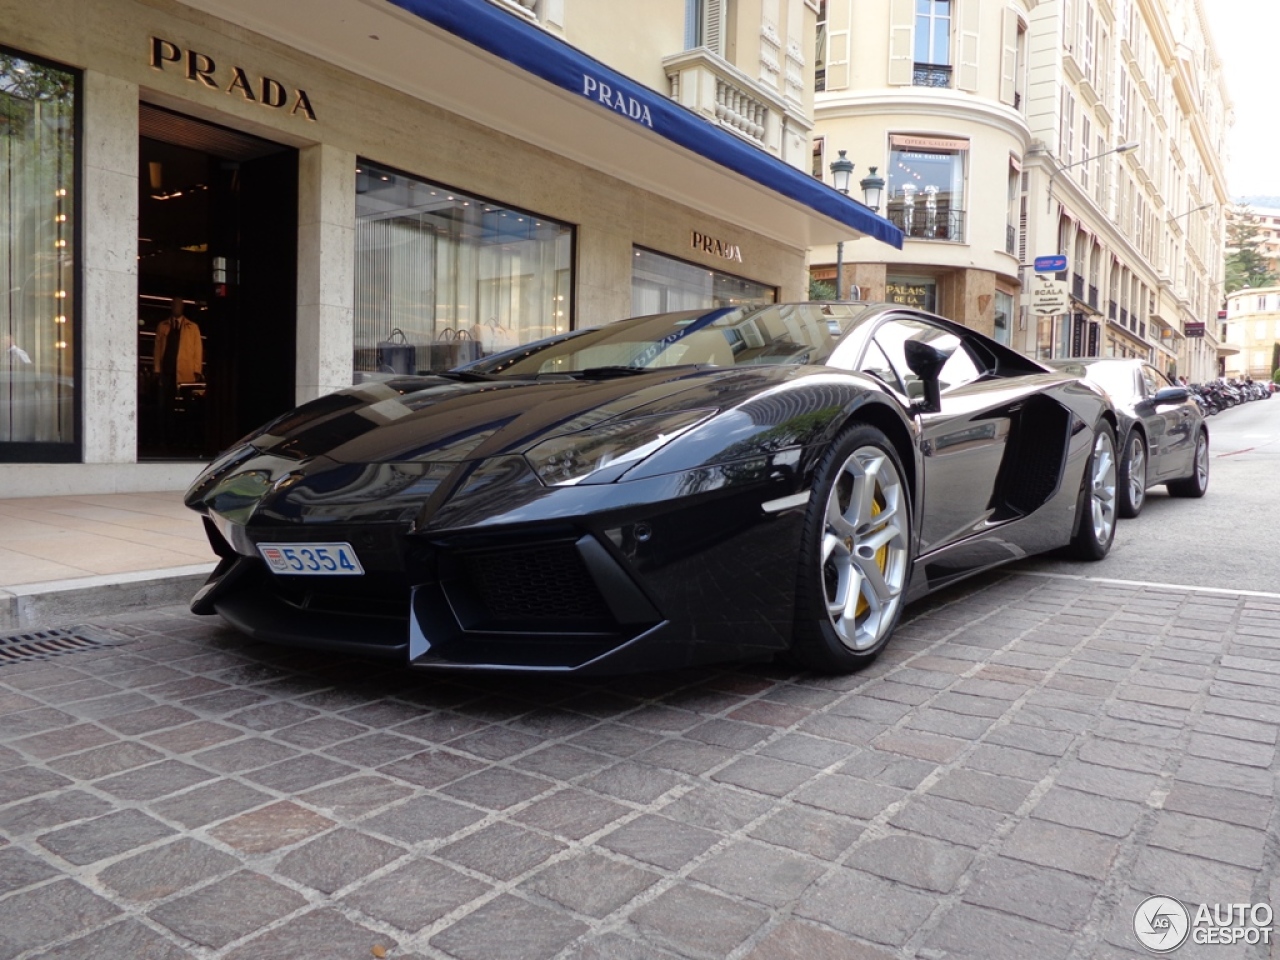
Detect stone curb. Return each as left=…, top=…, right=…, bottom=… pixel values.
left=0, top=563, right=215, bottom=632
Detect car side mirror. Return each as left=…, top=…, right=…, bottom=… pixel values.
left=1153, top=386, right=1190, bottom=405
left=903, top=339, right=953, bottom=414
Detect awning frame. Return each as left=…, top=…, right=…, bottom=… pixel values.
left=389, top=0, right=903, bottom=249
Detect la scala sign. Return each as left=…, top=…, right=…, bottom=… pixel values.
left=150, top=37, right=317, bottom=121
left=1024, top=278, right=1070, bottom=316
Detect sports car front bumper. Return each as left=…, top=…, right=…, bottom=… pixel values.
left=189, top=448, right=811, bottom=674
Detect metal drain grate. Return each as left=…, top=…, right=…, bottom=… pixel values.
left=0, top=626, right=129, bottom=666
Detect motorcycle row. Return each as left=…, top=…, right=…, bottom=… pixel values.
left=1187, top=378, right=1275, bottom=416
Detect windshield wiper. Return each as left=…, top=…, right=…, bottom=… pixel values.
left=580, top=366, right=653, bottom=378
left=434, top=370, right=500, bottom=382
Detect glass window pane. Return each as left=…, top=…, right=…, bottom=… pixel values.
left=886, top=144, right=965, bottom=240
left=353, top=160, right=573, bottom=377
left=1, top=52, right=77, bottom=447
left=631, top=248, right=776, bottom=314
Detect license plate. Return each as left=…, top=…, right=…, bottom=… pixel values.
left=258, top=542, right=365, bottom=576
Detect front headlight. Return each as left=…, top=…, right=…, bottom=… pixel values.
left=524, top=409, right=714, bottom=486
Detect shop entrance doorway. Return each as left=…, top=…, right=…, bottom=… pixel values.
left=137, top=104, right=297, bottom=460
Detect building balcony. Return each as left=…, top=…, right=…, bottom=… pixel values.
left=663, top=49, right=811, bottom=165
left=913, top=63, right=952, bottom=88
left=490, top=0, right=538, bottom=20
left=1006, top=223, right=1017, bottom=255
left=1072, top=273, right=1085, bottom=300
left=884, top=204, right=965, bottom=242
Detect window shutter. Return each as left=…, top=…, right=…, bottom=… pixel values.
left=957, top=0, right=981, bottom=92
left=702, top=0, right=725, bottom=55
left=999, top=7, right=1018, bottom=105
left=888, top=0, right=914, bottom=86
left=1019, top=189, right=1028, bottom=265
left=826, top=0, right=851, bottom=89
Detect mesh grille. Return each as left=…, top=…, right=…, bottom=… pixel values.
left=462, top=543, right=611, bottom=622
left=0, top=626, right=129, bottom=666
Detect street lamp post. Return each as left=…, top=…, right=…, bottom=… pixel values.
left=828, top=153, right=885, bottom=301
left=829, top=150, right=853, bottom=300
left=1168, top=202, right=1212, bottom=222
left=1046, top=140, right=1139, bottom=213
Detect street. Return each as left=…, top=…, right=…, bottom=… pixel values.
left=1, top=402, right=1278, bottom=959
left=1016, top=394, right=1280, bottom=592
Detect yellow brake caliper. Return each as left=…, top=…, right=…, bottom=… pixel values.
left=853, top=491, right=889, bottom=619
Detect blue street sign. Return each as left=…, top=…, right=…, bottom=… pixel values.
left=1034, top=254, right=1068, bottom=272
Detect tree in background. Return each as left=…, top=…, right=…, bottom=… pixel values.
left=1225, top=204, right=1278, bottom=293
left=809, top=277, right=837, bottom=301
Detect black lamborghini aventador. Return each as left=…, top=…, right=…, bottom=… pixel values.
left=185, top=302, right=1120, bottom=675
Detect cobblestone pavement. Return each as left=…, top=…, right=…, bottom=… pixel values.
left=1, top=572, right=1277, bottom=960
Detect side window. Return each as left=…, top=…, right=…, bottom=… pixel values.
left=871, top=318, right=982, bottom=399
left=1139, top=365, right=1160, bottom=398
left=1146, top=366, right=1172, bottom=390
left=858, top=340, right=905, bottom=392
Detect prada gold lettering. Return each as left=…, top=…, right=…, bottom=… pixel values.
left=149, top=36, right=317, bottom=121
left=226, top=66, right=256, bottom=101
left=690, top=230, right=744, bottom=263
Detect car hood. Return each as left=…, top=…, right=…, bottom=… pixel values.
left=245, top=367, right=802, bottom=465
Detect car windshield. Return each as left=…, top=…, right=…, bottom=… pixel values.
left=465, top=303, right=876, bottom=377
left=1048, top=360, right=1137, bottom=401
left=1082, top=363, right=1138, bottom=400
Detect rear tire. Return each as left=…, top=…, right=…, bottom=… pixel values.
left=1066, top=423, right=1117, bottom=561
left=1117, top=430, right=1147, bottom=519
left=1167, top=429, right=1209, bottom=498
left=791, top=424, right=912, bottom=674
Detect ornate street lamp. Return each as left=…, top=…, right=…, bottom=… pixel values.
left=859, top=166, right=885, bottom=213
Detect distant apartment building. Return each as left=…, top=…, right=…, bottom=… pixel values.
left=1222, top=285, right=1280, bottom=381
left=809, top=0, right=1229, bottom=381
left=1227, top=204, right=1280, bottom=279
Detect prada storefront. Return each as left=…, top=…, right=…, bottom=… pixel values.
left=0, top=0, right=897, bottom=496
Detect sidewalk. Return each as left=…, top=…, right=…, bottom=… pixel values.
left=0, top=492, right=215, bottom=632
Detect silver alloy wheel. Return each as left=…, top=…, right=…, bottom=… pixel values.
left=820, top=445, right=910, bottom=651
left=1126, top=434, right=1146, bottom=511
left=1089, top=429, right=1118, bottom=545
left=1194, top=432, right=1209, bottom=487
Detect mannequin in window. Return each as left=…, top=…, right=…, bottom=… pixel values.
left=3, top=332, right=32, bottom=368
left=153, top=298, right=203, bottom=444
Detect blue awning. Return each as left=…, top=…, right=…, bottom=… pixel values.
left=388, top=0, right=903, bottom=249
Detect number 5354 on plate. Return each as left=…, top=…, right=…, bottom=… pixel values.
left=258, top=542, right=365, bottom=576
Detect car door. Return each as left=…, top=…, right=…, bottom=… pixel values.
left=1140, top=364, right=1196, bottom=480
left=855, top=315, right=1014, bottom=556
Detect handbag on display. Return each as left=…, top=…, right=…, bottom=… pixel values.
left=474, top=318, right=517, bottom=355
left=429, top=327, right=481, bottom=370
left=376, top=328, right=417, bottom=375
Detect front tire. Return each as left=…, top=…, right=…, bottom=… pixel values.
left=1117, top=430, right=1147, bottom=519
left=1067, top=423, right=1117, bottom=561
left=1167, top=429, right=1209, bottom=498
left=791, top=424, right=912, bottom=673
